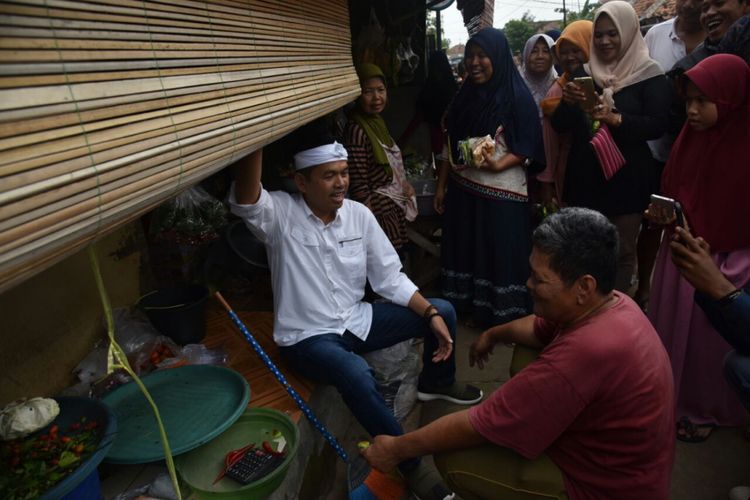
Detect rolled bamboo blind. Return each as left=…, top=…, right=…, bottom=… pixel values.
left=0, top=0, right=360, bottom=293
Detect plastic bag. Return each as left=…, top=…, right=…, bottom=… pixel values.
left=73, top=308, right=161, bottom=384
left=113, top=472, right=178, bottom=500
left=150, top=186, right=227, bottom=245
left=363, top=340, right=420, bottom=421
left=71, top=308, right=229, bottom=398
left=458, top=135, right=500, bottom=168
left=355, top=8, right=388, bottom=68
left=394, top=37, right=419, bottom=86
left=178, top=343, right=229, bottom=366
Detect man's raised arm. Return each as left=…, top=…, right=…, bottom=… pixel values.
left=234, top=148, right=263, bottom=205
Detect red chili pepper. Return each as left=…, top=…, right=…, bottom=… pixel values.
left=50, top=424, right=59, bottom=435
left=60, top=436, right=72, bottom=444
left=262, top=441, right=283, bottom=456
left=212, top=443, right=255, bottom=484
left=70, top=423, right=81, bottom=431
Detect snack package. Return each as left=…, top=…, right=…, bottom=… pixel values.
left=0, top=398, right=59, bottom=440
left=458, top=135, right=499, bottom=168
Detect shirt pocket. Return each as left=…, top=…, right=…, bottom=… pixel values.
left=337, top=235, right=366, bottom=287
left=290, top=226, right=319, bottom=248
left=337, top=236, right=364, bottom=258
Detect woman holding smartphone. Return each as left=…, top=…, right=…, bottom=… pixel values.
left=647, top=54, right=750, bottom=441
left=537, top=20, right=593, bottom=206
left=551, top=1, right=670, bottom=293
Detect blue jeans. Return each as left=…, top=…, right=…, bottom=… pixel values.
left=724, top=350, right=750, bottom=413
left=280, top=298, right=457, bottom=471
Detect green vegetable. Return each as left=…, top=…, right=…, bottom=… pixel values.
left=0, top=417, right=99, bottom=499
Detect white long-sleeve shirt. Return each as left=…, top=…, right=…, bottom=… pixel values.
left=229, top=185, right=418, bottom=346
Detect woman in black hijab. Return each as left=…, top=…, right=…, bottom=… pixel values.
left=434, top=27, right=544, bottom=327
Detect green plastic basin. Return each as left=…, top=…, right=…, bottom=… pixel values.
left=102, top=365, right=250, bottom=464
left=176, top=407, right=299, bottom=500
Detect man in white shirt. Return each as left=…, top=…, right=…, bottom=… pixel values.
left=230, top=139, right=481, bottom=500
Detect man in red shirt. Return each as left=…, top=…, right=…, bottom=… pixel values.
left=362, top=207, right=675, bottom=499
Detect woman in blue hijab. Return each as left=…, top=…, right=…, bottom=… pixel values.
left=434, top=27, right=544, bottom=327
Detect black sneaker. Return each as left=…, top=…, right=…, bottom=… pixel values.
left=417, top=382, right=483, bottom=405
left=403, top=461, right=455, bottom=500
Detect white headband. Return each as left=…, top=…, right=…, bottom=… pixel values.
left=293, top=141, right=348, bottom=170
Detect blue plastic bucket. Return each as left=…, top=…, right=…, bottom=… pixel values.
left=61, top=469, right=102, bottom=500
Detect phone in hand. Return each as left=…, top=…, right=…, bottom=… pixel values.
left=650, top=194, right=685, bottom=227
left=574, top=76, right=597, bottom=113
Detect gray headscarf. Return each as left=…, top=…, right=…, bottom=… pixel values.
left=521, top=33, right=558, bottom=116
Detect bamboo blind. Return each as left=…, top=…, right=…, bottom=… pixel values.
left=0, top=0, right=360, bottom=293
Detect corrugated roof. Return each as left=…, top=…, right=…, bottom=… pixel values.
left=627, top=0, right=676, bottom=20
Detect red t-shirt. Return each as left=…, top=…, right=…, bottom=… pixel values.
left=469, top=293, right=675, bottom=500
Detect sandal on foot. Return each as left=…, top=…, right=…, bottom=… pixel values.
left=676, top=417, right=716, bottom=443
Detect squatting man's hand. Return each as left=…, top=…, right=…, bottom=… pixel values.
left=469, top=328, right=497, bottom=370
left=360, top=435, right=401, bottom=473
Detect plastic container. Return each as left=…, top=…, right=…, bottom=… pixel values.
left=410, top=178, right=436, bottom=216
left=39, top=397, right=117, bottom=500
left=176, top=408, right=299, bottom=500
left=138, top=283, right=209, bottom=344
left=102, top=365, right=250, bottom=464
left=226, top=220, right=268, bottom=273
left=60, top=469, right=101, bottom=500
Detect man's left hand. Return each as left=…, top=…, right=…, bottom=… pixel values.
left=429, top=315, right=453, bottom=362
left=361, top=435, right=401, bottom=473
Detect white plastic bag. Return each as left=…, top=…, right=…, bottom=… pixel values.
left=363, top=340, right=420, bottom=421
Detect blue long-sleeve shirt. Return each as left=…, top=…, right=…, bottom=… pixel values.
left=695, top=284, right=750, bottom=354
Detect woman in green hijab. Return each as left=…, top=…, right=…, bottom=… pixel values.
left=344, top=63, right=416, bottom=252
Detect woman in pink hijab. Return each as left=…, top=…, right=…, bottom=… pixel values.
left=648, top=54, right=750, bottom=441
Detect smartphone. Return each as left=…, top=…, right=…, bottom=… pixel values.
left=574, top=76, right=597, bottom=113
left=650, top=194, right=685, bottom=227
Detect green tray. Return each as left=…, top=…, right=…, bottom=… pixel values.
left=102, top=365, right=250, bottom=464
left=176, top=407, right=299, bottom=500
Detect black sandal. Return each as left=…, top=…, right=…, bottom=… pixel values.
left=676, top=417, right=716, bottom=443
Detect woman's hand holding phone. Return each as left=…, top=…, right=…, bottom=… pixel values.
left=645, top=194, right=685, bottom=227
left=644, top=202, right=674, bottom=226
left=562, top=81, right=586, bottom=105
left=591, top=95, right=612, bottom=121
left=669, top=227, right=736, bottom=300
